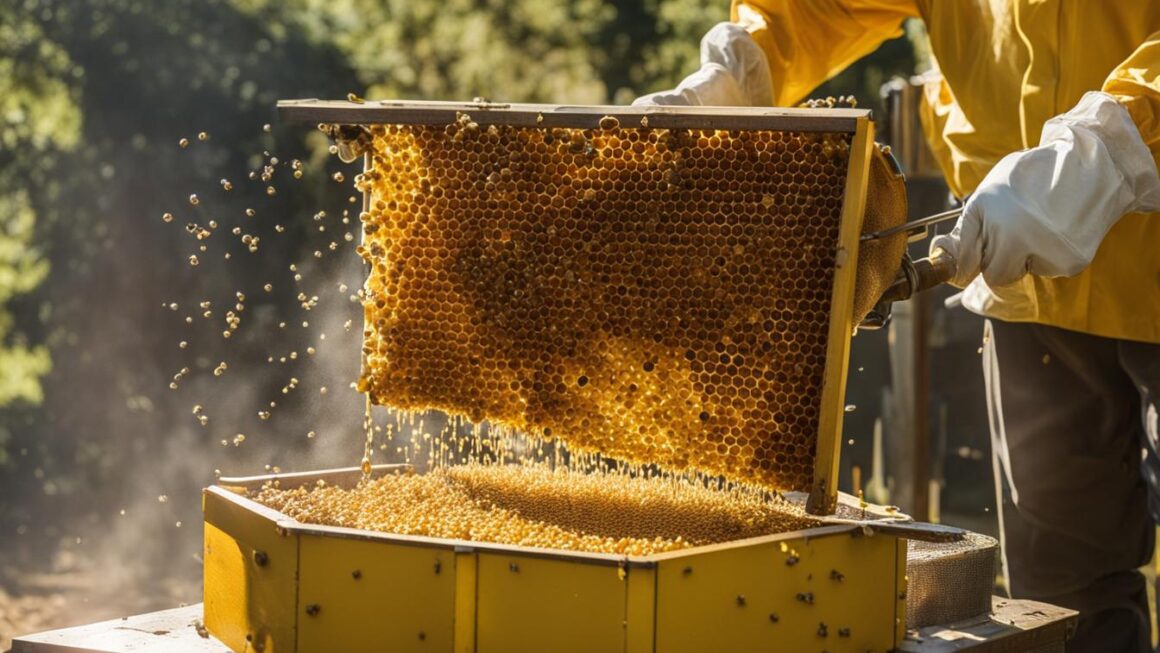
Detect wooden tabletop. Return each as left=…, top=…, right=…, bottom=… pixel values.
left=899, top=597, right=1078, bottom=652
left=10, top=598, right=1076, bottom=653
left=9, top=605, right=227, bottom=653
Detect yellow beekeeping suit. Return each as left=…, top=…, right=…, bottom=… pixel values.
left=734, top=0, right=1160, bottom=342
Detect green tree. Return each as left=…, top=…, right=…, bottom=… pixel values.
left=0, top=8, right=77, bottom=463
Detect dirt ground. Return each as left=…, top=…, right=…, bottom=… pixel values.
left=0, top=541, right=197, bottom=652
left=0, top=584, right=69, bottom=652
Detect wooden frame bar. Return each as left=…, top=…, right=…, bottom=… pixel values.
left=806, top=117, right=875, bottom=514
left=277, top=98, right=869, bottom=133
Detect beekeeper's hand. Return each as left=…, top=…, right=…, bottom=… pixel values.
left=932, top=91, right=1160, bottom=288
left=633, top=23, right=773, bottom=107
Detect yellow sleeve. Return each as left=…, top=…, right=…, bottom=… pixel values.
left=731, top=0, right=920, bottom=107
left=1104, top=31, right=1160, bottom=159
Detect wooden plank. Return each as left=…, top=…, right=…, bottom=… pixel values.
left=653, top=528, right=900, bottom=653
left=216, top=463, right=410, bottom=492
left=207, top=472, right=879, bottom=567
left=202, top=491, right=298, bottom=653
left=642, top=524, right=856, bottom=562
left=899, top=598, right=1078, bottom=652
left=295, top=534, right=456, bottom=653
left=11, top=597, right=1076, bottom=653
left=624, top=564, right=657, bottom=653
left=474, top=553, right=626, bottom=653
left=807, top=117, right=874, bottom=515
left=9, top=605, right=228, bottom=653
left=277, top=99, right=869, bottom=133
left=452, top=549, right=478, bottom=653
left=895, top=536, right=908, bottom=647
left=209, top=471, right=639, bottom=565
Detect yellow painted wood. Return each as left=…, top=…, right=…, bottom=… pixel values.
left=625, top=565, right=657, bottom=653
left=895, top=536, right=909, bottom=646
left=203, top=489, right=299, bottom=653
left=809, top=118, right=876, bottom=516
left=654, top=529, right=900, bottom=653
left=296, top=534, right=456, bottom=653
left=203, top=472, right=908, bottom=653
left=453, top=550, right=478, bottom=653
left=475, top=553, right=626, bottom=653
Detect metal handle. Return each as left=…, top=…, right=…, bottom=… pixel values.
left=816, top=516, right=967, bottom=543
left=860, top=207, right=963, bottom=243
left=859, top=248, right=957, bottom=329
left=880, top=248, right=957, bottom=305
left=910, top=247, right=957, bottom=296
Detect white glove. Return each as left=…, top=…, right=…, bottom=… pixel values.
left=633, top=22, right=773, bottom=107
left=933, top=91, right=1160, bottom=288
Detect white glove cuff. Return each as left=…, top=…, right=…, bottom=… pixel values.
left=700, top=23, right=774, bottom=107
left=1042, top=91, right=1160, bottom=214
left=631, top=64, right=747, bottom=107
left=632, top=22, right=774, bottom=107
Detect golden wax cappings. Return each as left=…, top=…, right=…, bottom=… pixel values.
left=256, top=464, right=817, bottom=555
left=356, top=116, right=851, bottom=492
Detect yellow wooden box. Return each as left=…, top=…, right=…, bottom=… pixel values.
left=204, top=465, right=906, bottom=653
left=203, top=101, right=904, bottom=653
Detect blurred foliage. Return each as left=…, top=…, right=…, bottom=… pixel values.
left=0, top=0, right=366, bottom=583
left=230, top=0, right=727, bottom=105
left=0, top=0, right=921, bottom=611
left=0, top=10, right=74, bottom=404
left=0, top=192, right=51, bottom=410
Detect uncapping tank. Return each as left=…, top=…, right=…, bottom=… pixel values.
left=200, top=101, right=913, bottom=653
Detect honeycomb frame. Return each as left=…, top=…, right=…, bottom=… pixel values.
left=280, top=100, right=874, bottom=515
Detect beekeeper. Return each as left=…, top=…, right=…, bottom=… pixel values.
left=636, top=4, right=1160, bottom=651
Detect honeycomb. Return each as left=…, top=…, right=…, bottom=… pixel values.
left=853, top=145, right=908, bottom=321
left=255, top=464, right=818, bottom=556
left=355, top=114, right=855, bottom=492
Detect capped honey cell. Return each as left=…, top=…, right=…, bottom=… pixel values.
left=357, top=118, right=852, bottom=492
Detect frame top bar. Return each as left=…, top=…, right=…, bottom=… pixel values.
left=277, top=98, right=870, bottom=133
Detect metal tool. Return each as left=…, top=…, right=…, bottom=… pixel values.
left=817, top=516, right=966, bottom=543
left=861, top=207, right=963, bottom=244
left=858, top=208, right=962, bottom=329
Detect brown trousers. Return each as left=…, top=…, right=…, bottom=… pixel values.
left=984, top=318, right=1160, bottom=652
